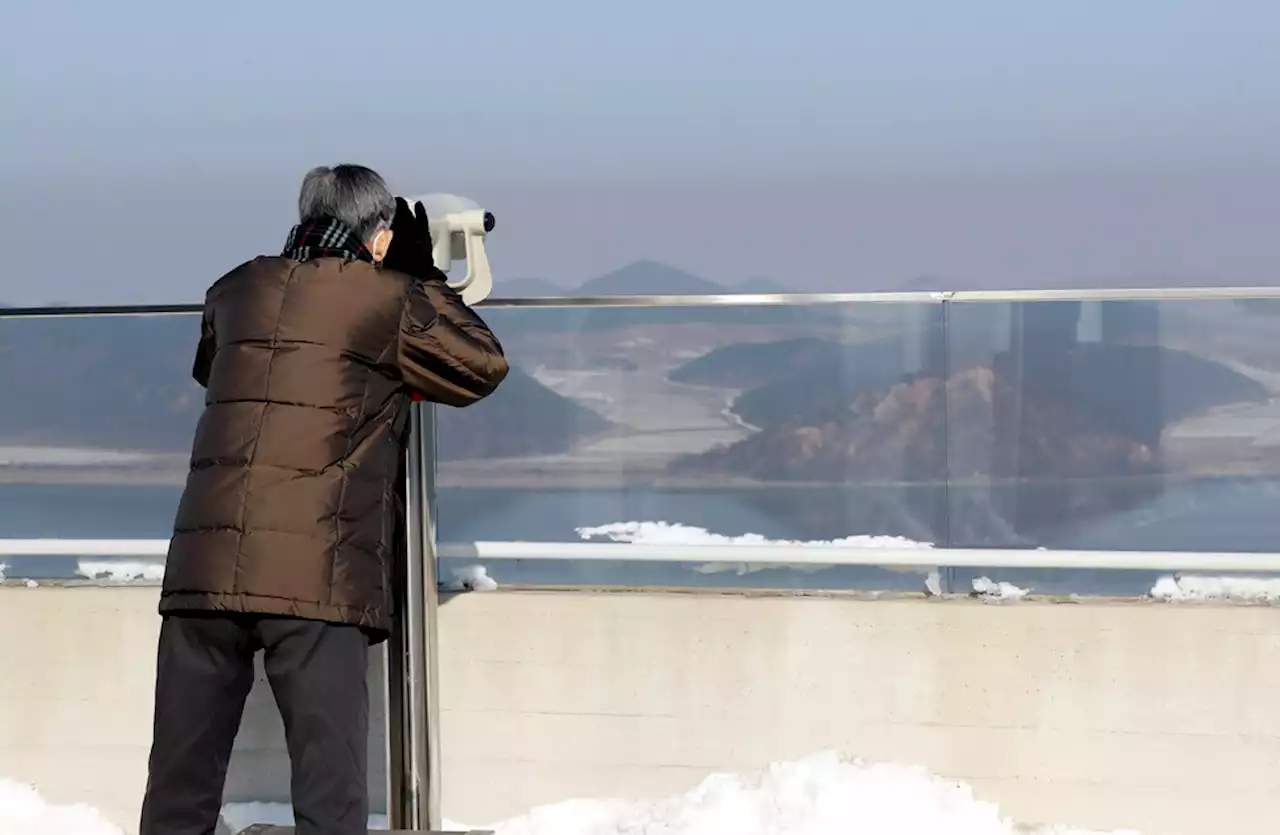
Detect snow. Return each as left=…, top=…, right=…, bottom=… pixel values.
left=450, top=752, right=1134, bottom=835
left=0, top=779, right=124, bottom=835
left=75, top=560, right=166, bottom=584
left=1150, top=573, right=1280, bottom=603
left=9, top=753, right=1137, bottom=835
left=444, top=564, right=499, bottom=592
left=576, top=522, right=932, bottom=551
left=576, top=522, right=933, bottom=576
left=1, top=562, right=43, bottom=587
left=475, top=753, right=1134, bottom=834
left=971, top=577, right=1030, bottom=602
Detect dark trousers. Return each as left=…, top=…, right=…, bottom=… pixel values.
left=139, top=613, right=370, bottom=835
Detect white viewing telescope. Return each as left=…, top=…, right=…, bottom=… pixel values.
left=404, top=193, right=495, bottom=306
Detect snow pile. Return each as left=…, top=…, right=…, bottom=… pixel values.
left=443, top=564, right=499, bottom=592
left=576, top=522, right=931, bottom=550
left=576, top=522, right=932, bottom=576
left=467, top=751, right=1136, bottom=835
left=75, top=560, right=166, bottom=583
left=971, top=577, right=1030, bottom=602
left=10, top=753, right=1140, bottom=835
left=0, top=778, right=124, bottom=835
left=1150, top=574, right=1280, bottom=603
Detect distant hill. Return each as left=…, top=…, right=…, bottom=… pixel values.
left=489, top=262, right=791, bottom=299
left=672, top=365, right=1155, bottom=485
left=0, top=316, right=204, bottom=452
left=437, top=364, right=611, bottom=459
left=669, top=344, right=1272, bottom=543
left=495, top=277, right=568, bottom=298
left=480, top=260, right=740, bottom=334
left=673, top=334, right=946, bottom=430
left=669, top=337, right=888, bottom=391
left=574, top=260, right=728, bottom=295
left=485, top=260, right=839, bottom=332
left=669, top=301, right=1219, bottom=433
left=475, top=261, right=842, bottom=336
left=671, top=341, right=1267, bottom=484
left=0, top=316, right=609, bottom=461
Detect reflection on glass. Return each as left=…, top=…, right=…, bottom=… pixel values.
left=947, top=298, right=1280, bottom=593
left=4, top=298, right=1278, bottom=596
left=0, top=314, right=202, bottom=573
left=436, top=302, right=948, bottom=590
left=0, top=310, right=391, bottom=816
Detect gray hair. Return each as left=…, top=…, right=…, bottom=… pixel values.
left=297, top=164, right=396, bottom=241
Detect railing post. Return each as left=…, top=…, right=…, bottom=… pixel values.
left=386, top=400, right=443, bottom=831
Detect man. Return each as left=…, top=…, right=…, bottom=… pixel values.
left=139, top=164, right=509, bottom=835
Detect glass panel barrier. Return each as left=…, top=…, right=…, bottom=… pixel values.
left=0, top=313, right=201, bottom=579
left=435, top=300, right=949, bottom=592
left=5, top=297, right=1278, bottom=597
left=946, top=297, right=1280, bottom=594
left=3, top=297, right=1277, bottom=830
left=0, top=310, right=392, bottom=821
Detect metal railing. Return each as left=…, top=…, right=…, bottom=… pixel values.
left=6, top=538, right=1280, bottom=573
left=6, top=283, right=1280, bottom=318
left=390, top=401, right=443, bottom=830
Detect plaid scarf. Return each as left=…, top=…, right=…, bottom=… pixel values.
left=281, top=216, right=375, bottom=263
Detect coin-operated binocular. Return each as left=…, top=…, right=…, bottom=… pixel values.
left=404, top=193, right=495, bottom=306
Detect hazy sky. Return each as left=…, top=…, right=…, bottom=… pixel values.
left=3, top=0, right=1278, bottom=303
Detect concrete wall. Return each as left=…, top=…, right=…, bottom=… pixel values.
left=0, top=586, right=1276, bottom=835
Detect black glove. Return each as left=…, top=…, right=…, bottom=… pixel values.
left=381, top=197, right=438, bottom=280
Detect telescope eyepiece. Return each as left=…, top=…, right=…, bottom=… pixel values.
left=483, top=212, right=496, bottom=233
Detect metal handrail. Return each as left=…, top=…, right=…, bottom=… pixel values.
left=5, top=538, right=1279, bottom=573
left=3, top=284, right=1280, bottom=318
left=440, top=542, right=1280, bottom=572
left=482, top=286, right=1280, bottom=306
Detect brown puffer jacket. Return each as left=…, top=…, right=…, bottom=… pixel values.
left=160, top=256, right=508, bottom=640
